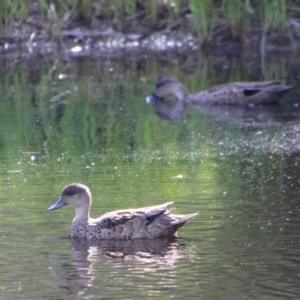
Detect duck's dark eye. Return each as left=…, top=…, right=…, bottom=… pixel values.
left=152, top=93, right=162, bottom=102
left=64, top=189, right=77, bottom=196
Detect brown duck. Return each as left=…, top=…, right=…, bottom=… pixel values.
left=48, top=183, right=198, bottom=240
left=146, top=77, right=293, bottom=105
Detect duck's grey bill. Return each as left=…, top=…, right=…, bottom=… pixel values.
left=145, top=93, right=160, bottom=104
left=47, top=198, right=67, bottom=211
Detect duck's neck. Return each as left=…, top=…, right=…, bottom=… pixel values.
left=73, top=206, right=90, bottom=224
left=172, top=85, right=189, bottom=102
left=188, top=91, right=208, bottom=104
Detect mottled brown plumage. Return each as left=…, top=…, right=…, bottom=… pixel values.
left=48, top=183, right=198, bottom=240
left=146, top=77, right=293, bottom=105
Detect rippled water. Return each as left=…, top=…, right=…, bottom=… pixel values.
left=0, top=53, right=300, bottom=299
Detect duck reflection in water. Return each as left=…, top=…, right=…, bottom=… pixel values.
left=50, top=237, right=196, bottom=297
left=146, top=88, right=189, bottom=120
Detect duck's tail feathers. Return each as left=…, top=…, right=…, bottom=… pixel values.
left=171, top=212, right=199, bottom=227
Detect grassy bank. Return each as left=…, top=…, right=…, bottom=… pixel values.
left=0, top=0, right=300, bottom=48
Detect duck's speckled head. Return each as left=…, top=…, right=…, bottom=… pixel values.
left=48, top=183, right=92, bottom=212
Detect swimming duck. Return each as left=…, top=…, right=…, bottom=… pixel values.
left=146, top=77, right=293, bottom=106
left=48, top=183, right=198, bottom=240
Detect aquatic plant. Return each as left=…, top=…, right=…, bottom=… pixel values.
left=221, top=0, right=251, bottom=37
left=0, top=0, right=298, bottom=48
left=260, top=0, right=287, bottom=32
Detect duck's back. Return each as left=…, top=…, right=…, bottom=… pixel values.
left=71, top=202, right=197, bottom=240
left=190, top=81, right=293, bottom=105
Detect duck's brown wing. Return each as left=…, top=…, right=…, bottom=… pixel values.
left=95, top=202, right=174, bottom=229
left=206, top=81, right=280, bottom=93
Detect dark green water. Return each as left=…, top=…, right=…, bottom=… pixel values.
left=1, top=53, right=300, bottom=299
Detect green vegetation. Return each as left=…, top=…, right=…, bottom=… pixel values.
left=0, top=53, right=290, bottom=206
left=0, top=49, right=291, bottom=162
left=0, top=1, right=299, bottom=46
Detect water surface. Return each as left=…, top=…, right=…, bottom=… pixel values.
left=0, top=53, right=300, bottom=299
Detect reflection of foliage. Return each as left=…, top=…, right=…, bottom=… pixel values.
left=0, top=50, right=292, bottom=159
left=0, top=53, right=295, bottom=210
